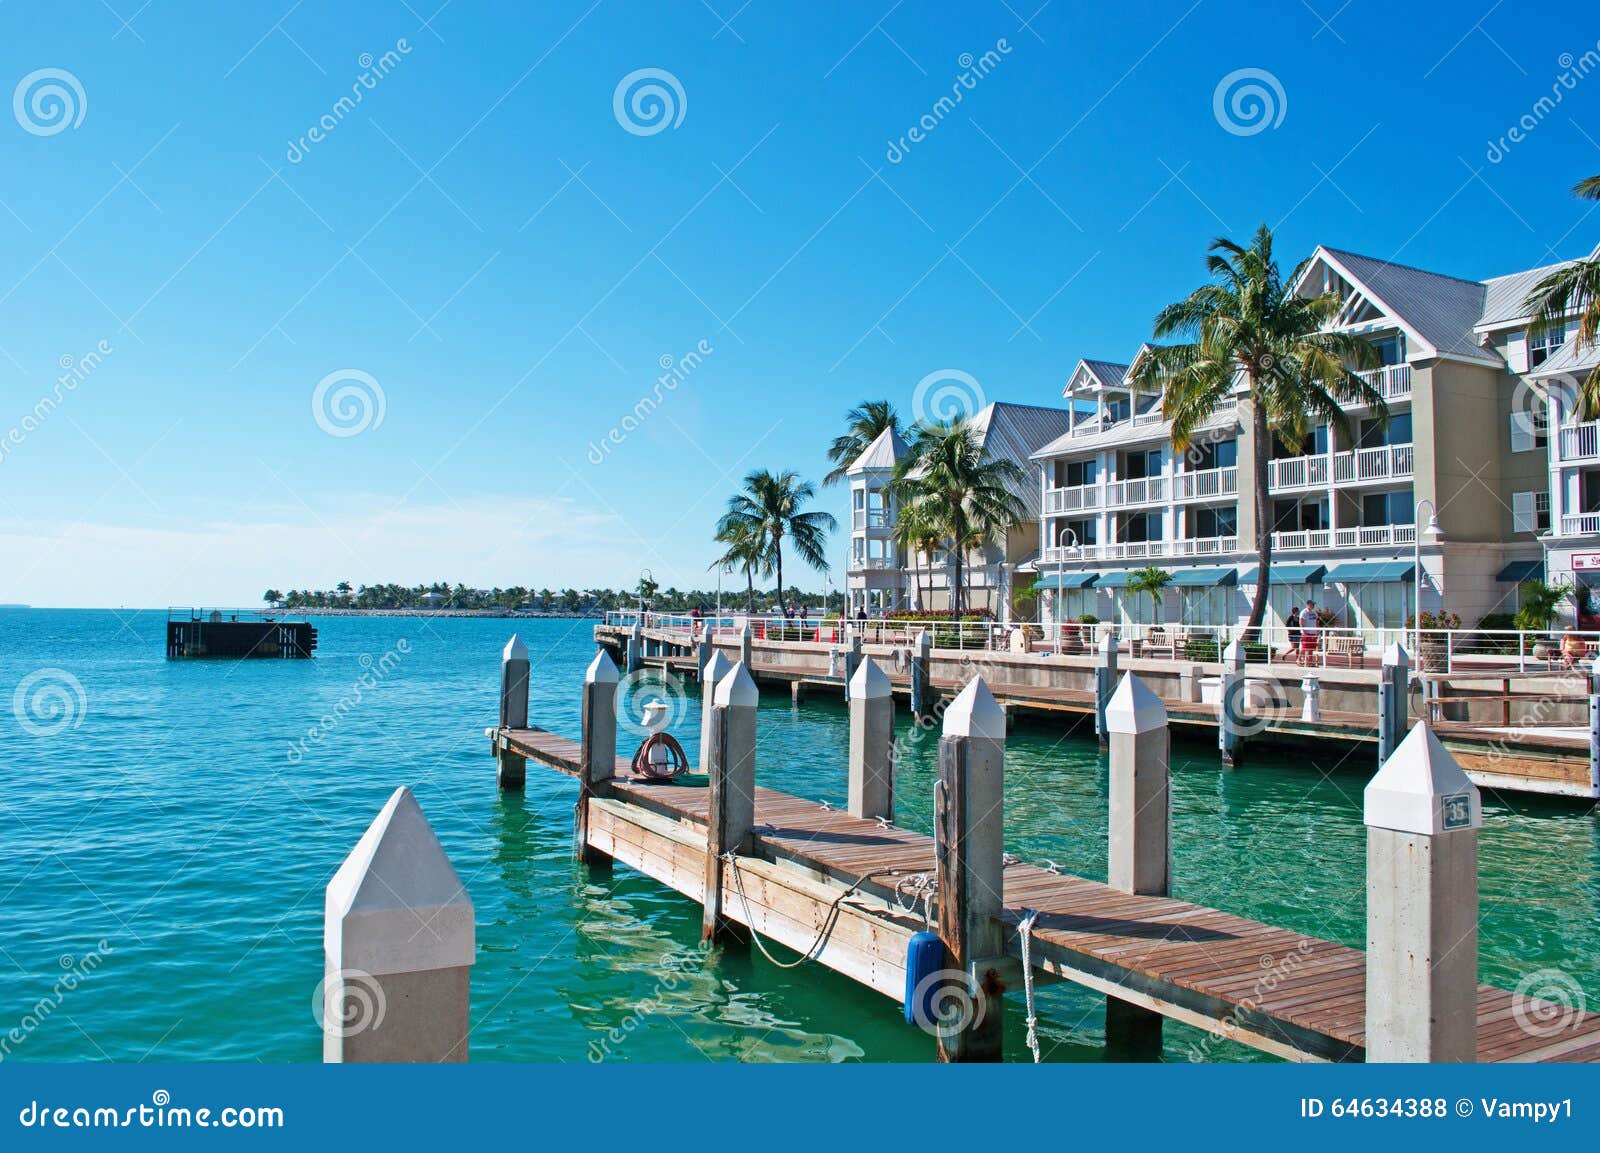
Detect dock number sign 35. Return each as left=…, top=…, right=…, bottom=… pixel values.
left=1442, top=793, right=1473, bottom=830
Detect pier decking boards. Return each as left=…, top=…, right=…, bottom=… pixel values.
left=497, top=724, right=1600, bottom=1063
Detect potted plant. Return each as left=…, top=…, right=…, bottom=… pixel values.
left=1406, top=609, right=1463, bottom=671
left=1515, top=581, right=1566, bottom=661
left=1075, top=613, right=1099, bottom=651
left=1125, top=566, right=1173, bottom=655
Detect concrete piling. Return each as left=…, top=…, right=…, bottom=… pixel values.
left=1363, top=724, right=1482, bottom=1062
left=739, top=622, right=753, bottom=669
left=847, top=657, right=895, bottom=822
left=497, top=635, right=529, bottom=790
left=702, top=661, right=757, bottom=943
left=626, top=622, right=642, bottom=675
left=1300, top=675, right=1321, bottom=723
left=1378, top=642, right=1410, bottom=765
left=324, top=787, right=474, bottom=1063
left=698, top=649, right=732, bottom=773
left=1094, top=632, right=1119, bottom=749
left=842, top=629, right=863, bottom=702
left=910, top=629, right=932, bottom=722
left=576, top=650, right=619, bottom=867
left=935, top=677, right=1007, bottom=1063
left=1218, top=638, right=1246, bottom=768
left=1103, top=673, right=1170, bottom=1059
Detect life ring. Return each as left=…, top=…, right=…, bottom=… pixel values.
left=631, top=732, right=689, bottom=780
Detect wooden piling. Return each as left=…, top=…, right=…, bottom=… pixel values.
left=324, top=787, right=474, bottom=1063
left=842, top=629, right=863, bottom=701
left=1218, top=638, right=1246, bottom=768
left=1104, top=673, right=1170, bottom=1059
left=1363, top=724, right=1482, bottom=1061
left=910, top=628, right=932, bottom=722
left=1094, top=632, right=1118, bottom=749
left=935, top=677, right=1006, bottom=1063
left=497, top=635, right=529, bottom=789
left=576, top=650, right=619, bottom=867
left=739, top=622, right=753, bottom=669
left=702, top=662, right=757, bottom=943
left=1377, top=642, right=1409, bottom=765
left=698, top=649, right=732, bottom=772
left=847, top=657, right=894, bottom=822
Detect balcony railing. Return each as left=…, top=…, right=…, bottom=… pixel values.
left=1271, top=524, right=1418, bottom=551
left=1105, top=475, right=1167, bottom=506
left=1561, top=513, right=1600, bottom=536
left=1354, top=363, right=1412, bottom=402
left=1268, top=454, right=1329, bottom=491
left=1041, top=536, right=1238, bottom=562
left=1169, top=465, right=1238, bottom=500
left=1043, top=484, right=1102, bottom=514
left=851, top=508, right=891, bottom=530
left=1560, top=421, right=1600, bottom=462
left=1268, top=443, right=1413, bottom=490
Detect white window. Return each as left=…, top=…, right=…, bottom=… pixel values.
left=1530, top=324, right=1568, bottom=368
left=1513, top=491, right=1551, bottom=533
left=1510, top=411, right=1538, bottom=453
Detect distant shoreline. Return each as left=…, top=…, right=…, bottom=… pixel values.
left=293, top=608, right=600, bottom=620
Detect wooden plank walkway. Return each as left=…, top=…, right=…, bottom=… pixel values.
left=497, top=725, right=1600, bottom=1063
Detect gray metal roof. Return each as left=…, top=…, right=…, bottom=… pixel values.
left=1478, top=258, right=1577, bottom=329
left=969, top=402, right=1073, bottom=516
left=1030, top=404, right=1241, bottom=459
left=1528, top=335, right=1600, bottom=379
left=1080, top=359, right=1129, bottom=389
left=844, top=425, right=908, bottom=474
left=1320, top=248, right=1495, bottom=364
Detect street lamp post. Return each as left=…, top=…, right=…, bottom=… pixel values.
left=638, top=566, right=653, bottom=628
left=1053, top=528, right=1080, bottom=655
left=1413, top=500, right=1443, bottom=656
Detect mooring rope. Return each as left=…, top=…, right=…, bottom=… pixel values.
left=721, top=853, right=913, bottom=970
left=1018, top=908, right=1041, bottom=1063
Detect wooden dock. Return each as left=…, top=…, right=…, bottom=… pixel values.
left=492, top=722, right=1600, bottom=1063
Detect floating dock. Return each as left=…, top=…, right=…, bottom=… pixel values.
left=166, top=607, right=317, bottom=659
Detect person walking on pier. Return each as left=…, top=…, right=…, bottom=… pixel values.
left=1296, top=600, right=1320, bottom=666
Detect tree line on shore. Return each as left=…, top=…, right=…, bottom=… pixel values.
left=262, top=581, right=833, bottom=614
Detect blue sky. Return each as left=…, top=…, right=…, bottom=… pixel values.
left=2, top=0, right=1598, bottom=607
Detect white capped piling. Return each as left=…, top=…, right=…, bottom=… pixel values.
left=847, top=657, right=895, bottom=822
left=739, top=622, right=753, bottom=669
left=696, top=634, right=713, bottom=679
left=910, top=628, right=933, bottom=722
left=1588, top=668, right=1599, bottom=797
left=1301, top=675, right=1322, bottom=723
left=698, top=649, right=733, bottom=772
left=842, top=628, right=863, bottom=701
left=702, top=661, right=757, bottom=943
left=1094, top=632, right=1119, bottom=748
left=576, top=650, right=620, bottom=866
left=324, top=787, right=474, bottom=1063
left=626, top=622, right=643, bottom=674
left=1104, top=673, right=1170, bottom=1058
left=1363, top=725, right=1482, bottom=1062
left=935, top=676, right=1007, bottom=1063
left=1378, top=642, right=1410, bottom=765
left=1218, top=638, right=1246, bottom=768
left=1179, top=663, right=1203, bottom=703
left=497, top=635, right=529, bottom=790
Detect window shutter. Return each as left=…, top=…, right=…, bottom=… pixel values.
left=1507, top=330, right=1529, bottom=374
left=1512, top=491, right=1537, bottom=533
left=1510, top=412, right=1535, bottom=453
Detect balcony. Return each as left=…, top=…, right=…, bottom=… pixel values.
left=1041, top=536, right=1238, bottom=563
left=1271, top=524, right=1417, bottom=551
left=1043, top=484, right=1102, bottom=514
left=1353, top=364, right=1413, bottom=403
left=1268, top=443, right=1413, bottom=491
left=1560, top=421, right=1600, bottom=462
left=1561, top=513, right=1600, bottom=536
left=850, top=556, right=898, bottom=572
left=1169, top=465, right=1238, bottom=501
left=851, top=508, right=891, bottom=531
left=1105, top=475, right=1167, bottom=507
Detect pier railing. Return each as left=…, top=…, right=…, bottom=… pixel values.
left=602, top=610, right=1600, bottom=674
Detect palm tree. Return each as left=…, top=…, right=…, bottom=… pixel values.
left=262, top=589, right=282, bottom=609
left=711, top=515, right=769, bottom=612
left=1526, top=175, right=1600, bottom=416
left=890, top=497, right=944, bottom=611
left=1128, top=224, right=1384, bottom=635
left=892, top=419, right=1025, bottom=614
left=718, top=470, right=836, bottom=615
left=823, top=400, right=901, bottom=486
left=1127, top=566, right=1173, bottom=622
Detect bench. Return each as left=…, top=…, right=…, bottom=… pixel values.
left=1321, top=634, right=1366, bottom=668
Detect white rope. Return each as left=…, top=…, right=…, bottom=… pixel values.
left=1018, top=908, right=1041, bottom=1063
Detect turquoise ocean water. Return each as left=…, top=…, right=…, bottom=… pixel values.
left=1, top=609, right=1595, bottom=1062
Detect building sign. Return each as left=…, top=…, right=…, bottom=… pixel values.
left=1572, top=553, right=1600, bottom=572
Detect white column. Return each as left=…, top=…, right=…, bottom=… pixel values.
left=847, top=657, right=895, bottom=821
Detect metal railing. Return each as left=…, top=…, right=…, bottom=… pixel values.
left=1272, top=524, right=1417, bottom=551
left=1355, top=363, right=1413, bottom=402
left=1560, top=421, right=1600, bottom=462
left=1561, top=513, right=1600, bottom=536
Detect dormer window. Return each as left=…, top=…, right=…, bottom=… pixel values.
left=1530, top=324, right=1567, bottom=368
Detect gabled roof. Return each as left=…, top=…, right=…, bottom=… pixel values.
left=1477, top=244, right=1600, bottom=331
left=1527, top=334, right=1600, bottom=380
left=1305, top=247, right=1497, bottom=366
left=968, top=402, right=1073, bottom=516
left=1067, top=358, right=1129, bottom=393
left=844, top=425, right=908, bottom=474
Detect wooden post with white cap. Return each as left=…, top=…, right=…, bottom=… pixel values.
left=497, top=635, right=529, bottom=790
left=935, top=676, right=1007, bottom=1063
left=697, top=649, right=733, bottom=773
left=910, top=628, right=933, bottom=722
left=324, top=786, right=474, bottom=1062
left=847, top=657, right=895, bottom=822
left=1363, top=724, right=1482, bottom=1062
left=1378, top=642, right=1410, bottom=766
left=575, top=650, right=619, bottom=867
left=1218, top=638, right=1246, bottom=768
left=739, top=622, right=753, bottom=670
left=702, top=661, right=757, bottom=943
left=1094, top=631, right=1118, bottom=748
left=1104, top=672, right=1170, bottom=1059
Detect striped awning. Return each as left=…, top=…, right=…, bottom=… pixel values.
left=1495, top=559, right=1543, bottom=582
left=1238, top=563, right=1326, bottom=585
left=1167, top=567, right=1237, bottom=587
left=1032, top=571, right=1098, bottom=591
left=1324, top=561, right=1415, bottom=584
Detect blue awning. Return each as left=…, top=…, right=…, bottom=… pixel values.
left=1096, top=570, right=1136, bottom=588
left=1239, top=563, right=1326, bottom=585
left=1168, top=567, right=1237, bottom=587
left=1324, top=561, right=1415, bottom=584
left=1496, top=559, right=1543, bottom=582
left=1032, top=571, right=1098, bottom=591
